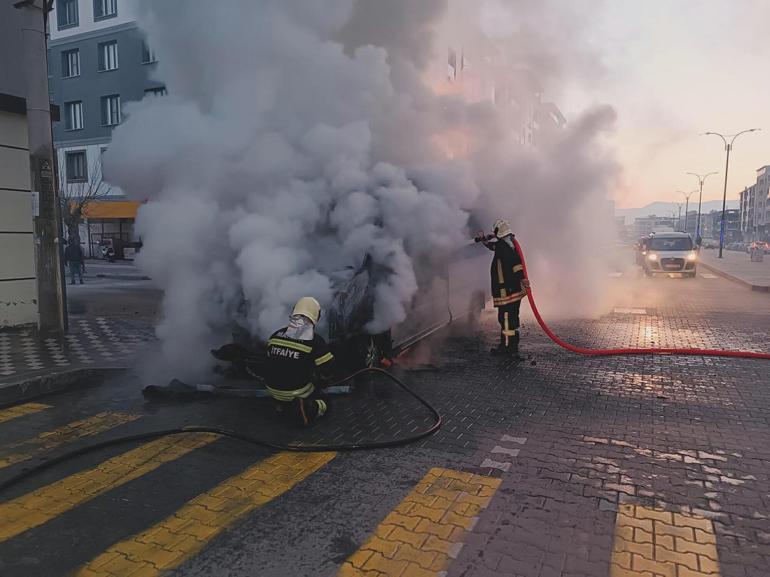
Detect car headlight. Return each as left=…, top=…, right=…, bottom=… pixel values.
left=687, top=252, right=697, bottom=261
left=647, top=253, right=658, bottom=261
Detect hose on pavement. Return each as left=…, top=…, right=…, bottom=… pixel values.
left=512, top=237, right=770, bottom=360
left=0, top=368, right=441, bottom=493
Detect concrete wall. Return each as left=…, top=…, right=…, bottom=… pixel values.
left=0, top=111, right=39, bottom=327
left=0, top=1, right=27, bottom=100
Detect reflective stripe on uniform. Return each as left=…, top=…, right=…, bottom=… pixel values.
left=267, top=338, right=313, bottom=354
left=496, top=260, right=505, bottom=284
left=267, top=382, right=315, bottom=401
left=513, top=264, right=523, bottom=273
left=503, top=312, right=510, bottom=345
left=502, top=312, right=517, bottom=337
left=493, top=290, right=526, bottom=306
left=316, top=399, right=328, bottom=416
left=315, top=352, right=334, bottom=366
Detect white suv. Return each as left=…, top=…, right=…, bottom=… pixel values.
left=642, top=232, right=698, bottom=278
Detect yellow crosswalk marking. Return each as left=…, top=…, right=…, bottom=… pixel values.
left=610, top=504, right=721, bottom=577
left=0, top=432, right=218, bottom=543
left=75, top=451, right=336, bottom=577
left=337, top=467, right=501, bottom=577
left=0, top=402, right=52, bottom=424
left=0, top=412, right=140, bottom=470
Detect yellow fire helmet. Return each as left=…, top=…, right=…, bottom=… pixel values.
left=493, top=219, right=512, bottom=238
left=292, top=296, right=322, bottom=324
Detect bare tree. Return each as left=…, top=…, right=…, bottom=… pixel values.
left=58, top=155, right=112, bottom=245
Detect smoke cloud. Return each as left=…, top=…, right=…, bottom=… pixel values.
left=105, top=0, right=619, bottom=379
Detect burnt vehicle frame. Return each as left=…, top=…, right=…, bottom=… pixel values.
left=213, top=243, right=489, bottom=378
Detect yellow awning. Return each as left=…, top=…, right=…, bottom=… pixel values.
left=82, top=200, right=141, bottom=219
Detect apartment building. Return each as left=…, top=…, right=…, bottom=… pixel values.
left=47, top=0, right=163, bottom=256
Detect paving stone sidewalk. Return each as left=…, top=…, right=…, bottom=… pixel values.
left=0, top=316, right=154, bottom=382
left=699, top=250, right=770, bottom=291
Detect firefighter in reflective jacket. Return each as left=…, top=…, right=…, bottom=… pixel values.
left=265, top=297, right=335, bottom=426
left=475, top=219, right=530, bottom=358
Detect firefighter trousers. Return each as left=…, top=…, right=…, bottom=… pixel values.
left=276, top=388, right=329, bottom=427
left=497, top=301, right=521, bottom=348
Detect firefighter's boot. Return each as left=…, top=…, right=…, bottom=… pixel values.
left=509, top=333, right=524, bottom=362
left=490, top=334, right=507, bottom=356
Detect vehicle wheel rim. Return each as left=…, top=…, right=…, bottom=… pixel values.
left=365, top=337, right=380, bottom=368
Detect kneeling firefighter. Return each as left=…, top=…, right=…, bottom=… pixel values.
left=475, top=219, right=530, bottom=359
left=265, top=297, right=336, bottom=426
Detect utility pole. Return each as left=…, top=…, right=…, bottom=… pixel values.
left=705, top=129, right=761, bottom=258
left=686, top=171, right=719, bottom=241
left=676, top=203, right=683, bottom=231
left=677, top=190, right=695, bottom=234
left=15, top=0, right=66, bottom=333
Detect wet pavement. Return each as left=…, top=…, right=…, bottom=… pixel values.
left=0, top=269, right=769, bottom=577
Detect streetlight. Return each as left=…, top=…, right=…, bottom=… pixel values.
left=676, top=190, right=696, bottom=233
left=704, top=129, right=761, bottom=258
left=675, top=202, right=683, bottom=231
left=686, top=171, right=719, bottom=241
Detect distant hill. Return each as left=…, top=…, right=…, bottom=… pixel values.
left=616, top=200, right=739, bottom=224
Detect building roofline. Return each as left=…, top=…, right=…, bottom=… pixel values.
left=48, top=20, right=138, bottom=47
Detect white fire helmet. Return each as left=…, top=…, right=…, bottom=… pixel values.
left=493, top=219, right=512, bottom=238
left=292, top=297, right=321, bottom=325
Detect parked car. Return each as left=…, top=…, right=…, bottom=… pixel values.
left=642, top=232, right=698, bottom=278
left=749, top=241, right=770, bottom=255
left=327, top=244, right=488, bottom=368
left=634, top=236, right=651, bottom=266
left=212, top=244, right=489, bottom=376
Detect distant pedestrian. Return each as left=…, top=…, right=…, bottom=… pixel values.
left=64, top=238, right=85, bottom=285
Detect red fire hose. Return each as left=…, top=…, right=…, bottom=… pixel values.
left=512, top=237, right=770, bottom=360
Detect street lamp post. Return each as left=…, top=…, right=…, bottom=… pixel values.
left=705, top=129, right=761, bottom=258
left=676, top=203, right=683, bottom=231
left=676, top=190, right=695, bottom=233
left=686, top=171, right=719, bottom=241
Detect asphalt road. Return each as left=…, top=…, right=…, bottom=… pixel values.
left=1, top=265, right=769, bottom=577
left=65, top=260, right=161, bottom=320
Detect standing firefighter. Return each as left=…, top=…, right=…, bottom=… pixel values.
left=475, top=220, right=530, bottom=359
left=265, top=297, right=335, bottom=427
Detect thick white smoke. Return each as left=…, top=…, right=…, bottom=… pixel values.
left=105, top=0, right=618, bottom=378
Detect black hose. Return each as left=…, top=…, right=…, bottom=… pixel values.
left=0, top=368, right=441, bottom=494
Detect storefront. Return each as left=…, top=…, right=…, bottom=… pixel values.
left=80, top=200, right=142, bottom=259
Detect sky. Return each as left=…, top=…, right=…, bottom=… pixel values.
left=557, top=1, right=770, bottom=209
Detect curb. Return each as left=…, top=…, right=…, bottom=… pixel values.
left=699, top=261, right=770, bottom=292
left=94, top=274, right=151, bottom=281
left=0, top=367, right=126, bottom=407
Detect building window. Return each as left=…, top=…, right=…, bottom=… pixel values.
left=144, top=86, right=167, bottom=97
left=93, top=0, right=117, bottom=20
left=57, top=0, right=78, bottom=29
left=141, top=41, right=157, bottom=64
left=64, top=101, right=83, bottom=130
left=98, top=41, right=119, bottom=72
left=66, top=151, right=88, bottom=182
left=61, top=49, right=80, bottom=77
left=101, top=94, right=121, bottom=126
